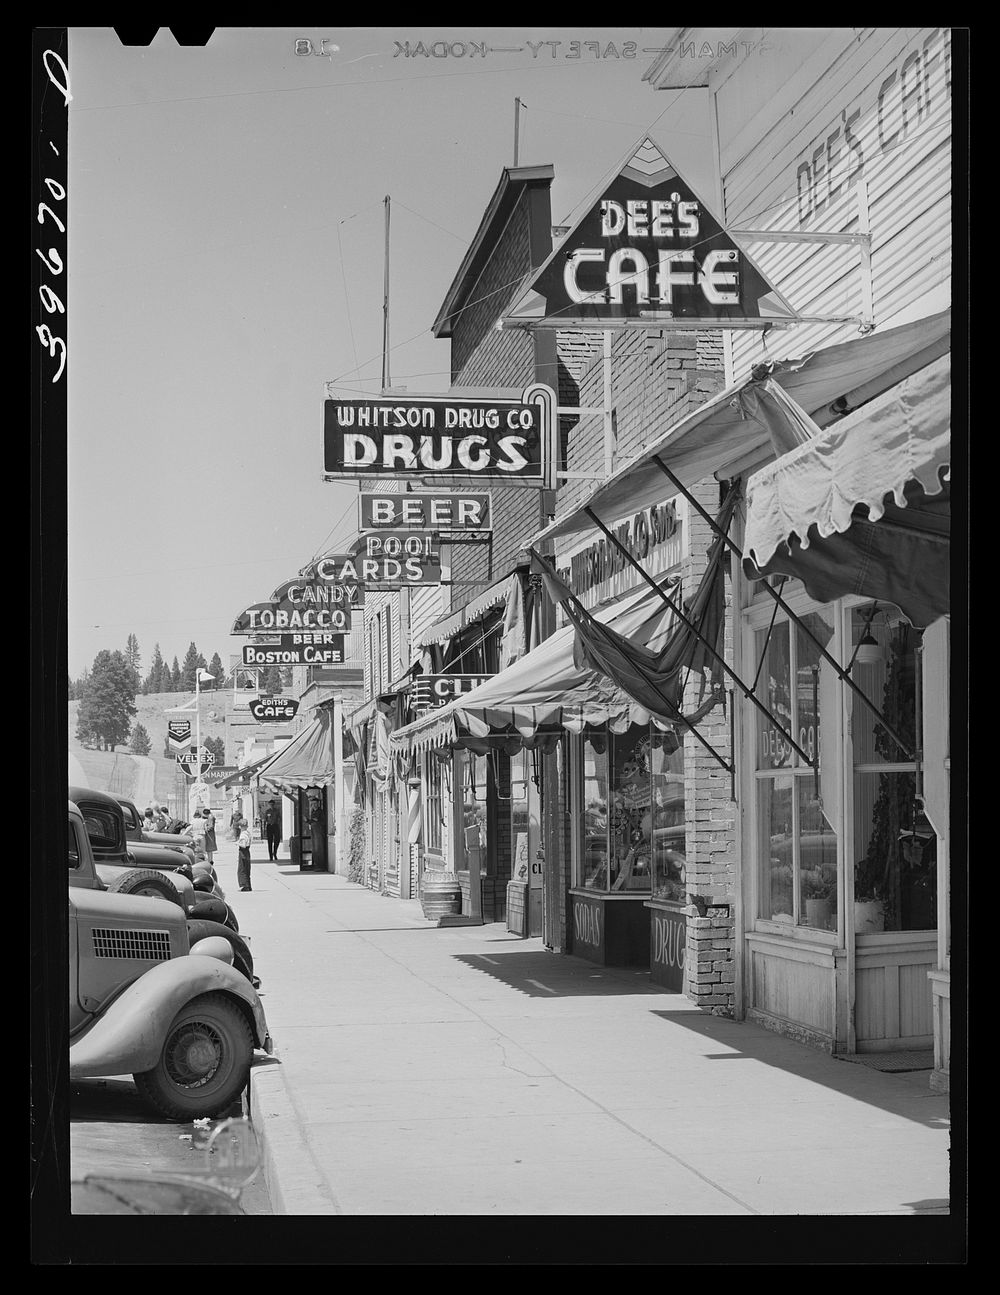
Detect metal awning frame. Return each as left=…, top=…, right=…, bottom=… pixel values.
left=650, top=454, right=916, bottom=763
left=577, top=496, right=815, bottom=772
left=528, top=546, right=732, bottom=776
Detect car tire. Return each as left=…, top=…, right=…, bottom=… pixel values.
left=133, top=992, right=253, bottom=1120
left=185, top=920, right=255, bottom=983
left=107, top=869, right=184, bottom=906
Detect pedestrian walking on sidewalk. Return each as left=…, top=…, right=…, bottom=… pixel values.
left=237, top=817, right=252, bottom=891
left=264, top=799, right=281, bottom=860
left=202, top=807, right=218, bottom=865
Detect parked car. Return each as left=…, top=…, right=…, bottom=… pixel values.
left=115, top=795, right=196, bottom=864
left=70, top=786, right=225, bottom=903
left=68, top=801, right=271, bottom=1119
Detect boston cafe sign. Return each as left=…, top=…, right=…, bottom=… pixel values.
left=324, top=387, right=554, bottom=484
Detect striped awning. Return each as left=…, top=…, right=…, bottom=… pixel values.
left=743, top=353, right=950, bottom=628
left=389, top=576, right=682, bottom=757
left=257, top=710, right=335, bottom=793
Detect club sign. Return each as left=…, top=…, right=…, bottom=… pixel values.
left=411, top=674, right=494, bottom=714
left=250, top=695, right=299, bottom=722
left=324, top=385, right=555, bottom=485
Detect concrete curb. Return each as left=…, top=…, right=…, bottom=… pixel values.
left=248, top=1057, right=341, bottom=1216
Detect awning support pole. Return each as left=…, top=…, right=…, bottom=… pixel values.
left=650, top=455, right=916, bottom=762
left=582, top=505, right=815, bottom=769
left=529, top=547, right=733, bottom=773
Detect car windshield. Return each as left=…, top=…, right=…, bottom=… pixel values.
left=80, top=807, right=120, bottom=850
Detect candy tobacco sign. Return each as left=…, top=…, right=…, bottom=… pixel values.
left=323, top=385, right=555, bottom=485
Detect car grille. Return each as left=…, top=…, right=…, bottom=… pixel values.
left=91, top=927, right=172, bottom=961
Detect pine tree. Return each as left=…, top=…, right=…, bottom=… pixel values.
left=129, top=722, right=151, bottom=756
left=182, top=642, right=202, bottom=691
left=75, top=649, right=138, bottom=751
left=145, top=643, right=166, bottom=694
left=204, top=735, right=226, bottom=765
left=209, top=652, right=225, bottom=686
left=261, top=665, right=283, bottom=694
left=125, top=634, right=142, bottom=689
left=170, top=657, right=182, bottom=690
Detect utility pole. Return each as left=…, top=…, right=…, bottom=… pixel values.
left=381, top=195, right=391, bottom=391
left=513, top=98, right=522, bottom=167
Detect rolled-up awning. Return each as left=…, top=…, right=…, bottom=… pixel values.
left=257, top=709, right=335, bottom=794
left=389, top=577, right=684, bottom=758
left=742, top=353, right=950, bottom=629
left=532, top=309, right=950, bottom=547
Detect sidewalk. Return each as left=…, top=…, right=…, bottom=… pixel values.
left=211, top=834, right=953, bottom=1225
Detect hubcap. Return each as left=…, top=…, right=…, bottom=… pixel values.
left=165, top=1022, right=222, bottom=1087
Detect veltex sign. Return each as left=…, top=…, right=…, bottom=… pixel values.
left=250, top=695, right=299, bottom=722
left=323, top=385, right=555, bottom=485
left=507, top=137, right=795, bottom=329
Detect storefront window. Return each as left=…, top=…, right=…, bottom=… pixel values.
left=851, top=605, right=935, bottom=933
left=755, top=610, right=838, bottom=932
left=509, top=749, right=533, bottom=882
left=424, top=754, right=444, bottom=853
left=461, top=752, right=488, bottom=870
left=580, top=724, right=684, bottom=895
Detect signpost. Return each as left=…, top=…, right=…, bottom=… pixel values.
left=410, top=674, right=494, bottom=714
left=176, top=747, right=216, bottom=778
left=250, top=695, right=299, bottom=722
left=243, top=638, right=345, bottom=667
left=323, top=384, right=556, bottom=488
left=359, top=489, right=491, bottom=532
left=502, top=136, right=796, bottom=331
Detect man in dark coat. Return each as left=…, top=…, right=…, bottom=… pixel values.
left=264, top=798, right=282, bottom=861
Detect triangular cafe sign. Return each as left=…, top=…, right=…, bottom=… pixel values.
left=503, top=136, right=796, bottom=331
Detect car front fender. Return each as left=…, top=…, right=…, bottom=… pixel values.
left=69, top=955, right=271, bottom=1078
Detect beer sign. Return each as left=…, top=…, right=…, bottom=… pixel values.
left=323, top=385, right=555, bottom=486
left=506, top=137, right=795, bottom=329
left=250, top=695, right=299, bottom=722
left=359, top=490, right=491, bottom=532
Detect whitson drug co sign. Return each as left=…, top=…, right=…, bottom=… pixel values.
left=324, top=385, right=556, bottom=486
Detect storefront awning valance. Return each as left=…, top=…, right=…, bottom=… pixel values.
left=532, top=309, right=951, bottom=547
left=257, top=709, right=335, bottom=794
left=742, top=353, right=950, bottom=629
left=389, top=577, right=685, bottom=758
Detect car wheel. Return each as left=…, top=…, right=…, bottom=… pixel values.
left=133, top=992, right=253, bottom=1120
left=185, top=920, right=255, bottom=983
left=107, top=869, right=184, bottom=906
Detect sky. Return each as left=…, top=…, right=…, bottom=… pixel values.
left=65, top=25, right=714, bottom=682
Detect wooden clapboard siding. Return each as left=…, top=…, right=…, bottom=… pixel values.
left=720, top=27, right=951, bottom=383
left=855, top=934, right=935, bottom=1049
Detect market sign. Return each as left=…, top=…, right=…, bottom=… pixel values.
left=243, top=638, right=345, bottom=667
left=359, top=490, right=492, bottom=532
left=504, top=136, right=795, bottom=330
left=167, top=719, right=192, bottom=750
left=323, top=385, right=555, bottom=486
left=250, top=695, right=299, bottom=722
left=411, top=673, right=493, bottom=715
left=203, top=765, right=238, bottom=785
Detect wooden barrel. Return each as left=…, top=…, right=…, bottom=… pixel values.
left=420, top=869, right=462, bottom=921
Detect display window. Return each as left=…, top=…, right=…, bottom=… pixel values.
left=755, top=609, right=840, bottom=932
left=849, top=603, right=936, bottom=933
left=578, top=723, right=686, bottom=897
left=461, top=751, right=488, bottom=868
